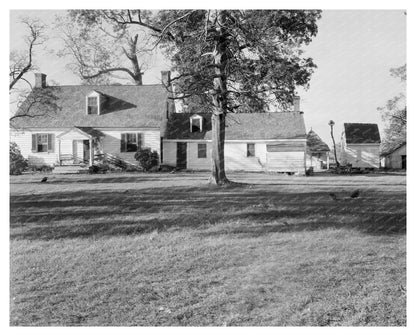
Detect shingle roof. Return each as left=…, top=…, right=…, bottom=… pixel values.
left=12, top=85, right=168, bottom=128
left=165, top=112, right=306, bottom=140
left=380, top=141, right=406, bottom=157
left=344, top=123, right=381, bottom=144
left=306, top=129, right=330, bottom=153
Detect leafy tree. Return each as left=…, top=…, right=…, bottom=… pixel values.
left=10, top=142, right=28, bottom=175
left=378, top=64, right=406, bottom=152
left=56, top=11, right=154, bottom=85
left=69, top=10, right=321, bottom=184
left=134, top=148, right=159, bottom=171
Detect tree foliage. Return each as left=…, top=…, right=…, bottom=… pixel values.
left=378, top=64, right=406, bottom=151
left=134, top=148, right=159, bottom=172
left=56, top=11, right=155, bottom=85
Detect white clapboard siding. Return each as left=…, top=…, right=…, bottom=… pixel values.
left=224, top=143, right=264, bottom=171
left=163, top=141, right=307, bottom=172
left=59, top=139, right=73, bottom=156
left=99, top=129, right=160, bottom=165
left=342, top=144, right=380, bottom=168
left=266, top=151, right=305, bottom=172
left=10, top=130, right=62, bottom=166
left=187, top=142, right=212, bottom=170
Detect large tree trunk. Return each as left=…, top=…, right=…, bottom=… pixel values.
left=125, top=34, right=143, bottom=85
left=210, top=112, right=229, bottom=184
left=209, top=11, right=230, bottom=185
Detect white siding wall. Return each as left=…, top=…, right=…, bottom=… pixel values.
left=266, top=151, right=305, bottom=173
left=224, top=143, right=264, bottom=171
left=342, top=144, right=380, bottom=168
left=10, top=130, right=62, bottom=166
left=99, top=129, right=160, bottom=165
left=187, top=142, right=211, bottom=170
left=164, top=141, right=299, bottom=172
left=11, top=128, right=161, bottom=167
left=385, top=144, right=406, bottom=169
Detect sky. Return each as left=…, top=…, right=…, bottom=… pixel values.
left=9, top=9, right=406, bottom=145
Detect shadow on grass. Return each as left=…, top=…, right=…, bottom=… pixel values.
left=10, top=184, right=406, bottom=240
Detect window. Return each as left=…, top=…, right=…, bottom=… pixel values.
left=247, top=143, right=255, bottom=157
left=121, top=133, right=142, bottom=152
left=87, top=97, right=98, bottom=114
left=198, top=143, right=207, bottom=158
left=37, top=134, right=48, bottom=152
left=190, top=115, right=203, bottom=132
left=31, top=133, right=54, bottom=153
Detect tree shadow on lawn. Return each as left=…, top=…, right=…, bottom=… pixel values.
left=10, top=185, right=406, bottom=240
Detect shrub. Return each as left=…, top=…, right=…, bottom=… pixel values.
left=134, top=148, right=159, bottom=172
left=89, top=163, right=110, bottom=174
left=10, top=142, right=28, bottom=175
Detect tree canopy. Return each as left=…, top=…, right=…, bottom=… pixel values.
left=378, top=64, right=406, bottom=152
left=56, top=11, right=155, bottom=85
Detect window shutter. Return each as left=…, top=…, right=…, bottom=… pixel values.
left=31, top=134, right=37, bottom=152
left=47, top=134, right=55, bottom=153
left=137, top=133, right=142, bottom=150
left=120, top=133, right=126, bottom=152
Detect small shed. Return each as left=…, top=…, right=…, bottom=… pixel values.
left=306, top=129, right=330, bottom=171
left=340, top=123, right=381, bottom=168
left=381, top=142, right=406, bottom=169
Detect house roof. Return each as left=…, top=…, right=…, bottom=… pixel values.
left=306, top=129, right=330, bottom=153
left=343, top=123, right=381, bottom=144
left=165, top=112, right=306, bottom=140
left=380, top=141, right=406, bottom=157
left=11, top=84, right=168, bottom=129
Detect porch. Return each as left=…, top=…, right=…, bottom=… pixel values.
left=56, top=127, right=103, bottom=166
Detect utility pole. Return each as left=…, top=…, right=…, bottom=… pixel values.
left=329, top=120, right=340, bottom=167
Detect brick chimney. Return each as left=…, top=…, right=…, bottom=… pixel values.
left=294, top=96, right=300, bottom=112
left=34, top=73, right=47, bottom=88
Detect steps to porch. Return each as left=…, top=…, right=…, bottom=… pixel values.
left=53, top=165, right=90, bottom=174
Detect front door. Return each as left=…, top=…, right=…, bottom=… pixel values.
left=401, top=155, right=406, bottom=170
left=176, top=142, right=187, bottom=170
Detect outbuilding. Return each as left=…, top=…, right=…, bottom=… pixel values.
left=340, top=123, right=381, bottom=168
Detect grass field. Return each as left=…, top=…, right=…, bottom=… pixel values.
left=10, top=172, right=406, bottom=326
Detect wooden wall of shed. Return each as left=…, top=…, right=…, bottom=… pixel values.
left=384, top=144, right=406, bottom=169
left=340, top=144, right=380, bottom=168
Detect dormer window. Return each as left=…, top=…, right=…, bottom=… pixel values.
left=87, top=97, right=98, bottom=114
left=190, top=114, right=203, bottom=132
left=86, top=91, right=103, bottom=115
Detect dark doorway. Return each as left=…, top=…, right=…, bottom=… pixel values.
left=176, top=142, right=187, bottom=169
left=401, top=155, right=406, bottom=170
left=83, top=140, right=90, bottom=163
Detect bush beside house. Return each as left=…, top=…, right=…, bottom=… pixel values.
left=10, top=142, right=28, bottom=175
left=135, top=148, right=159, bottom=172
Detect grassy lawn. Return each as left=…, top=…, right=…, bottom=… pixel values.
left=10, top=172, right=406, bottom=326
